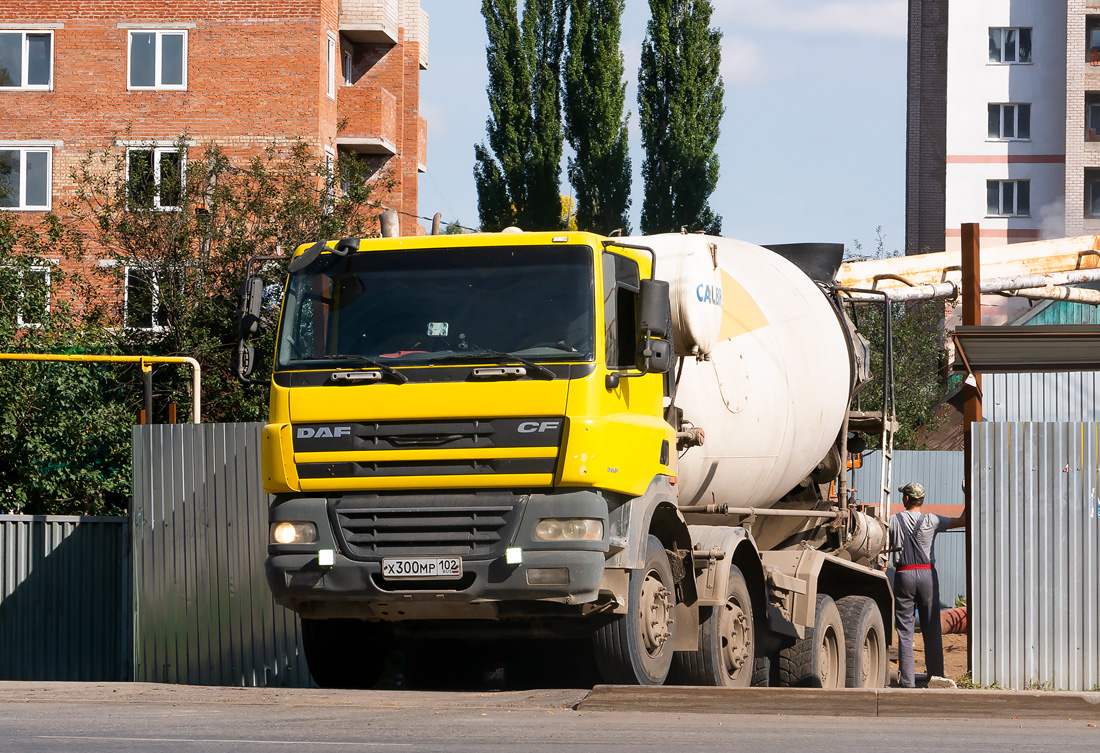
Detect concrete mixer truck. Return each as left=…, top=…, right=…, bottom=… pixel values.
left=246, top=230, right=894, bottom=689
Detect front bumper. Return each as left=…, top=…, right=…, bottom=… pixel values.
left=266, top=489, right=609, bottom=620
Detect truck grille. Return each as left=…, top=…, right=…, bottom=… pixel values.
left=329, top=492, right=523, bottom=559
left=293, top=418, right=563, bottom=488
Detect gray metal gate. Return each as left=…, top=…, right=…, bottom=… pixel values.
left=972, top=422, right=1100, bottom=691
left=131, top=423, right=309, bottom=687
left=0, top=515, right=129, bottom=681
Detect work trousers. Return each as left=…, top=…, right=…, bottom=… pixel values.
left=894, top=568, right=943, bottom=688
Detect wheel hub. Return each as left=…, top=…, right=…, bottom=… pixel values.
left=820, top=629, right=839, bottom=688
left=640, top=570, right=674, bottom=654
left=720, top=601, right=750, bottom=675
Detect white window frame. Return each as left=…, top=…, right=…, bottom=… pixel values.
left=0, top=145, right=52, bottom=211
left=13, top=265, right=51, bottom=328
left=125, top=145, right=185, bottom=211
left=988, top=27, right=1032, bottom=65
left=326, top=32, right=337, bottom=99
left=324, top=146, right=336, bottom=207
left=987, top=103, right=1031, bottom=141
left=986, top=179, right=1030, bottom=218
left=123, top=265, right=167, bottom=332
left=126, top=29, right=188, bottom=91
left=342, top=48, right=353, bottom=86
left=0, top=29, right=54, bottom=90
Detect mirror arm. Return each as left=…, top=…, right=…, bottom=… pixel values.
left=605, top=330, right=654, bottom=389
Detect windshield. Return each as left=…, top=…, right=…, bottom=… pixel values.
left=275, top=244, right=595, bottom=369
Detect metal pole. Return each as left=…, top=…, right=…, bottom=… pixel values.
left=143, top=361, right=153, bottom=425
left=961, top=222, right=982, bottom=680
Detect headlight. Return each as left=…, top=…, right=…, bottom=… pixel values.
left=271, top=521, right=318, bottom=545
left=534, top=518, right=603, bottom=542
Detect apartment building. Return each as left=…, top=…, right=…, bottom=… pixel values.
left=906, top=1, right=1086, bottom=255
left=1, top=0, right=427, bottom=323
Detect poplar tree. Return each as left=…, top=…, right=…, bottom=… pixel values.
left=563, top=0, right=631, bottom=234
left=638, top=0, right=724, bottom=235
left=474, top=0, right=567, bottom=231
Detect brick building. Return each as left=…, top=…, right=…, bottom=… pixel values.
left=1, top=0, right=427, bottom=322
left=906, top=1, right=1100, bottom=255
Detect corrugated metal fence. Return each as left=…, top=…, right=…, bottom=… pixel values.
left=131, top=422, right=309, bottom=687
left=972, top=422, right=1100, bottom=691
left=851, top=450, right=967, bottom=608
left=0, top=515, right=130, bottom=681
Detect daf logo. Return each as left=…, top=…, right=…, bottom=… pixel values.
left=518, top=420, right=560, bottom=433
left=297, top=426, right=352, bottom=439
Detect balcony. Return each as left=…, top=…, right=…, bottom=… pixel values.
left=340, top=0, right=400, bottom=45
left=337, top=84, right=397, bottom=156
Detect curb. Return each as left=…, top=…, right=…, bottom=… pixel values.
left=577, top=685, right=1100, bottom=720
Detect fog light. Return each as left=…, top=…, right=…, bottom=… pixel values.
left=526, top=567, right=570, bottom=585
left=271, top=521, right=318, bottom=545
left=534, top=518, right=603, bottom=542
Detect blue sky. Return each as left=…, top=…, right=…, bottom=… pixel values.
left=416, top=0, right=907, bottom=253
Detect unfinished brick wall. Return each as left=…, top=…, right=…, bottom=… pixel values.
left=1, top=0, right=424, bottom=257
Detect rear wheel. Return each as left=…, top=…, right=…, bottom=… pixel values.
left=777, top=594, right=845, bottom=688
left=301, top=618, right=388, bottom=689
left=836, top=595, right=887, bottom=688
left=673, top=565, right=755, bottom=687
left=593, top=535, right=678, bottom=685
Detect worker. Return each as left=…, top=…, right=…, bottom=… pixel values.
left=889, top=481, right=966, bottom=688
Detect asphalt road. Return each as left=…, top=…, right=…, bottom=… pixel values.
left=0, top=683, right=1097, bottom=752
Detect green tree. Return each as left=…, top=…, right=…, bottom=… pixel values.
left=0, top=137, right=391, bottom=514
left=0, top=212, right=132, bottom=515
left=638, top=0, right=724, bottom=235
left=474, top=0, right=567, bottom=232
left=563, top=0, right=631, bottom=234
left=847, top=233, right=949, bottom=449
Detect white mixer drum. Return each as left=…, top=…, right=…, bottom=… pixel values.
left=639, top=234, right=852, bottom=510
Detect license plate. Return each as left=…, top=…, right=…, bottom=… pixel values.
left=381, top=557, right=463, bottom=580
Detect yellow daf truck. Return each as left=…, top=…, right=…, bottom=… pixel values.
left=242, top=230, right=893, bottom=688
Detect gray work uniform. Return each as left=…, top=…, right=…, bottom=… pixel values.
left=889, top=509, right=951, bottom=688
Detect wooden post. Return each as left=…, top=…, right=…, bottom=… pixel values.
left=960, top=222, right=982, bottom=678
left=168, top=403, right=177, bottom=425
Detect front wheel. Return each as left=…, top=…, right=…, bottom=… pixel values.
left=592, top=535, right=678, bottom=685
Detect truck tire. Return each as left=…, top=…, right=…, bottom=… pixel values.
left=672, top=565, right=755, bottom=687
left=592, top=535, right=678, bottom=685
left=776, top=594, right=845, bottom=688
left=301, top=618, right=388, bottom=689
left=835, top=595, right=887, bottom=688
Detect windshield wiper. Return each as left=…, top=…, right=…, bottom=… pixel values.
left=289, top=355, right=409, bottom=384
left=429, top=350, right=556, bottom=380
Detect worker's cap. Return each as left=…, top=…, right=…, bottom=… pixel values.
left=898, top=481, right=925, bottom=499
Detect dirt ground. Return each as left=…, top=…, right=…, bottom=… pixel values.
left=889, top=631, right=969, bottom=685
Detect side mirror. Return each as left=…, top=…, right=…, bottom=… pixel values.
left=636, top=338, right=673, bottom=374
left=234, top=341, right=257, bottom=380
left=238, top=277, right=263, bottom=337
left=288, top=240, right=327, bottom=273
left=638, top=279, right=672, bottom=339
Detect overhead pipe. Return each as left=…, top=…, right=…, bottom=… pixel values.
left=842, top=267, right=1100, bottom=304
left=0, top=353, right=202, bottom=423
